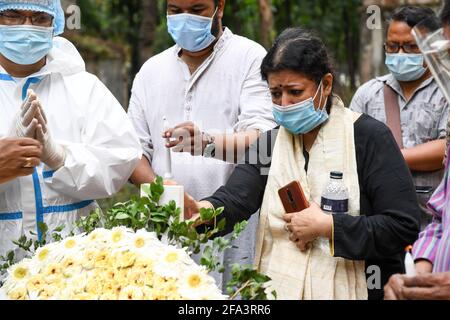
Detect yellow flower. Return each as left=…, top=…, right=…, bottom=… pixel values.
left=64, top=238, right=77, bottom=249
left=45, top=263, right=62, bottom=276
left=134, top=236, right=146, bottom=249
left=165, top=251, right=179, bottom=263
left=104, top=269, right=117, bottom=281
left=100, top=292, right=118, bottom=300
left=115, top=251, right=136, bottom=269
left=102, top=281, right=116, bottom=293
left=127, top=271, right=145, bottom=286
left=94, top=250, right=111, bottom=268
left=27, top=275, right=46, bottom=292
left=8, top=286, right=28, bottom=300
left=143, top=271, right=155, bottom=286
left=114, top=269, right=130, bottom=284
left=111, top=229, right=124, bottom=244
left=72, top=292, right=98, bottom=300
left=142, top=286, right=154, bottom=300
left=187, top=274, right=202, bottom=289
left=88, top=229, right=107, bottom=242
left=44, top=263, right=63, bottom=285
left=61, top=257, right=81, bottom=278
left=118, top=285, right=144, bottom=300
left=36, top=247, right=50, bottom=262
left=38, top=285, right=58, bottom=300
left=86, top=278, right=103, bottom=295
left=66, top=274, right=87, bottom=293
left=81, top=249, right=97, bottom=270
left=12, top=266, right=28, bottom=281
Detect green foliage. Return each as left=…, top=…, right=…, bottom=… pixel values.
left=0, top=223, right=66, bottom=284
left=226, top=264, right=277, bottom=300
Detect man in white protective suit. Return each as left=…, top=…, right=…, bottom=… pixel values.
left=0, top=0, right=142, bottom=256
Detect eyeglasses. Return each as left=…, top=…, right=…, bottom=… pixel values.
left=384, top=42, right=421, bottom=54
left=0, top=10, right=53, bottom=27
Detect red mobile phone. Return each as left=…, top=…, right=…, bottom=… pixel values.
left=278, top=181, right=310, bottom=214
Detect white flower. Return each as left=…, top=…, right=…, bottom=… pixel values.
left=8, top=260, right=32, bottom=284
left=179, top=268, right=219, bottom=300
left=109, top=227, right=133, bottom=248
left=154, top=247, right=192, bottom=278
left=1, top=227, right=226, bottom=301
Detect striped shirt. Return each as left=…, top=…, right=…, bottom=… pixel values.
left=412, top=144, right=450, bottom=272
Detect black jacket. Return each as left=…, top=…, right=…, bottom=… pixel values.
left=204, top=115, right=421, bottom=300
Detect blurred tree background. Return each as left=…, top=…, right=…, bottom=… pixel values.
left=72, top=0, right=363, bottom=98
left=62, top=0, right=440, bottom=208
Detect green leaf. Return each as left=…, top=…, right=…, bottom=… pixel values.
left=114, top=213, right=130, bottom=220
left=217, top=218, right=226, bottom=231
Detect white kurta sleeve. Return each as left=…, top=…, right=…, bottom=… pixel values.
left=128, top=71, right=154, bottom=163
left=233, top=47, right=276, bottom=133
left=47, top=78, right=142, bottom=200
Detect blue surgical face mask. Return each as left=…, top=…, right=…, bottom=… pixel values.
left=385, top=53, right=428, bottom=82
left=0, top=25, right=54, bottom=65
left=272, top=81, right=329, bottom=135
left=167, top=8, right=217, bottom=52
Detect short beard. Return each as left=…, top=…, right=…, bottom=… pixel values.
left=211, top=14, right=221, bottom=38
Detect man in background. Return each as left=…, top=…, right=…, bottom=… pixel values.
left=128, top=0, right=276, bottom=290
left=351, top=6, right=449, bottom=230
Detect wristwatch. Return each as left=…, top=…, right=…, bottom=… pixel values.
left=203, top=132, right=216, bottom=158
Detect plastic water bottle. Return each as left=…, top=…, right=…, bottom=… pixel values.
left=321, top=172, right=349, bottom=215
left=318, top=172, right=349, bottom=251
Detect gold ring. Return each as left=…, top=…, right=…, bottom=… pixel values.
left=23, top=158, right=33, bottom=168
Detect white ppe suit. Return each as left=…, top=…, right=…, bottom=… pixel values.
left=0, top=37, right=142, bottom=256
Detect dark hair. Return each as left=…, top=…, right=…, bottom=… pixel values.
left=441, top=0, right=450, bottom=26
left=391, top=6, right=440, bottom=32
left=261, top=28, right=335, bottom=109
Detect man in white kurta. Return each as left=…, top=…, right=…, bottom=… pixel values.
left=128, top=1, right=275, bottom=290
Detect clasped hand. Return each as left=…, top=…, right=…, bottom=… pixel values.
left=9, top=89, right=66, bottom=170
left=283, top=202, right=333, bottom=252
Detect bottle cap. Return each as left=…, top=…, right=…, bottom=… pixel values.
left=330, top=171, right=343, bottom=179
left=405, top=245, right=413, bottom=252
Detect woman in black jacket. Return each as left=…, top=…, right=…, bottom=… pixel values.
left=188, top=28, right=420, bottom=300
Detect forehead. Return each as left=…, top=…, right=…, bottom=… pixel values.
left=167, top=0, right=214, bottom=8
left=268, top=70, right=314, bottom=87
left=387, top=21, right=416, bottom=43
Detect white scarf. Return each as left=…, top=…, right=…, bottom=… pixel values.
left=255, top=97, right=367, bottom=300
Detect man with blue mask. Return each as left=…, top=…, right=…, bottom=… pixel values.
left=128, top=0, right=275, bottom=291
left=350, top=6, right=450, bottom=230
left=0, top=0, right=142, bottom=257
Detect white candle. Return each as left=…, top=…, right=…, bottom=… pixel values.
left=404, top=246, right=417, bottom=277
left=163, top=116, right=173, bottom=180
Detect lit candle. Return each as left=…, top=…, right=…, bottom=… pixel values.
left=404, top=246, right=417, bottom=277
left=163, top=116, right=173, bottom=180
